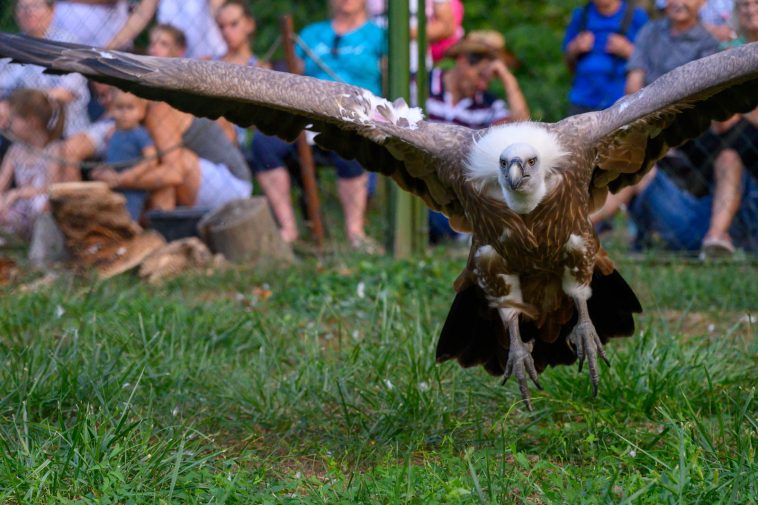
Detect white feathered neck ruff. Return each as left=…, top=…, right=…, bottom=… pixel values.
left=465, top=122, right=567, bottom=183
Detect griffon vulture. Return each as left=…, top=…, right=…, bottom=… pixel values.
left=2, top=33, right=756, bottom=409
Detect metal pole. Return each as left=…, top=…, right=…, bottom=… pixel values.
left=387, top=0, right=410, bottom=258
left=413, top=0, right=429, bottom=255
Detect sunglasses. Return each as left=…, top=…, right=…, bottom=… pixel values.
left=465, top=52, right=492, bottom=66
left=331, top=34, right=342, bottom=57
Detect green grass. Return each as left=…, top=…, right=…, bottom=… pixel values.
left=0, top=248, right=756, bottom=503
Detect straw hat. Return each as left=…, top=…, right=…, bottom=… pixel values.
left=446, top=30, right=507, bottom=61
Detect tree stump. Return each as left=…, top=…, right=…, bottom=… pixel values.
left=48, top=182, right=166, bottom=278
left=198, top=197, right=295, bottom=264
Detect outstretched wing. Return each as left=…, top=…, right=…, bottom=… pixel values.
left=0, top=33, right=474, bottom=222
left=555, top=42, right=758, bottom=210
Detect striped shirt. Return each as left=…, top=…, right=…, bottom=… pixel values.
left=425, top=68, right=509, bottom=129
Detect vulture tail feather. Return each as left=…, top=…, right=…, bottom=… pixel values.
left=435, top=269, right=642, bottom=377
left=587, top=269, right=642, bottom=341
left=436, top=285, right=507, bottom=375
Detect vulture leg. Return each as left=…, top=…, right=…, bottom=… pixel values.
left=500, top=309, right=542, bottom=411
left=472, top=246, right=541, bottom=409
left=567, top=296, right=609, bottom=397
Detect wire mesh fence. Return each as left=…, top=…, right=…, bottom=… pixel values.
left=1, top=0, right=757, bottom=258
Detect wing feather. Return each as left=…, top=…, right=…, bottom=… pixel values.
left=556, top=42, right=758, bottom=203
left=0, top=33, right=473, bottom=219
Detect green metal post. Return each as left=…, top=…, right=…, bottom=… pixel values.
left=387, top=0, right=411, bottom=258
left=413, top=1, right=429, bottom=255
left=387, top=0, right=427, bottom=258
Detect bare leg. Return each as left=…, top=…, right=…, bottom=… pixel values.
left=61, top=132, right=96, bottom=182
left=147, top=186, right=176, bottom=211
left=703, top=148, right=742, bottom=249
left=567, top=296, right=609, bottom=397
left=500, top=309, right=541, bottom=411
left=337, top=173, right=368, bottom=243
left=255, top=167, right=298, bottom=243
left=165, top=148, right=201, bottom=208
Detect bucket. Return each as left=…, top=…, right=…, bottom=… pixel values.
left=198, top=197, right=294, bottom=263
left=146, top=207, right=209, bottom=242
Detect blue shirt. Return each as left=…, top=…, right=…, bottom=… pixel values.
left=562, top=2, right=648, bottom=109
left=106, top=126, right=153, bottom=172
left=296, top=20, right=386, bottom=95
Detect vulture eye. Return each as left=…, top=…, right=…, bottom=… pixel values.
left=528, top=157, right=537, bottom=166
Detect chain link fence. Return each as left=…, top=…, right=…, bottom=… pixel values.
left=1, top=0, right=757, bottom=257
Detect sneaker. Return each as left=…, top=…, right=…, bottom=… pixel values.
left=700, top=237, right=735, bottom=260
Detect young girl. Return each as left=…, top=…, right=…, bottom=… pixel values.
left=215, top=0, right=268, bottom=68
left=0, top=88, right=66, bottom=240
left=214, top=0, right=269, bottom=146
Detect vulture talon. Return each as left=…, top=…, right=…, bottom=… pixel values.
left=568, top=321, right=606, bottom=397
left=502, top=337, right=539, bottom=410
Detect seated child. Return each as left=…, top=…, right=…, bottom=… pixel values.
left=93, top=89, right=157, bottom=220
left=0, top=88, right=66, bottom=240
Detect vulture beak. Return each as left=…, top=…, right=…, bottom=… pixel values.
left=506, top=158, right=524, bottom=190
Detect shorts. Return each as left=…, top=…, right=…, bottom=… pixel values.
left=250, top=132, right=364, bottom=179
left=117, top=189, right=148, bottom=221
left=194, top=158, right=253, bottom=210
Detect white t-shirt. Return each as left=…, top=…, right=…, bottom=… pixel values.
left=51, top=0, right=129, bottom=48
left=157, top=0, right=227, bottom=58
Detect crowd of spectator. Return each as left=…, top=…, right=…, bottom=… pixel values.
left=1, top=0, right=756, bottom=259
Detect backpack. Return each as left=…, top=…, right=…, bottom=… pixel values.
left=578, top=0, right=636, bottom=36
left=568, top=1, right=637, bottom=73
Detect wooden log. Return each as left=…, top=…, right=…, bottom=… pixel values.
left=139, top=237, right=224, bottom=284
left=198, top=197, right=295, bottom=264
left=47, top=181, right=165, bottom=277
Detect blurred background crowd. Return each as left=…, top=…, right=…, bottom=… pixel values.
left=1, top=0, right=756, bottom=258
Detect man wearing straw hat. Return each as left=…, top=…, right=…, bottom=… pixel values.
left=426, top=30, right=530, bottom=130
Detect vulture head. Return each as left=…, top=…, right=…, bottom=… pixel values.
left=469, top=123, right=567, bottom=214
left=498, top=141, right=544, bottom=196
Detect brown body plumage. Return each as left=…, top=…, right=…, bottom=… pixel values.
left=2, top=33, right=755, bottom=408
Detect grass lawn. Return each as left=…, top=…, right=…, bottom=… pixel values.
left=0, top=243, right=756, bottom=503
